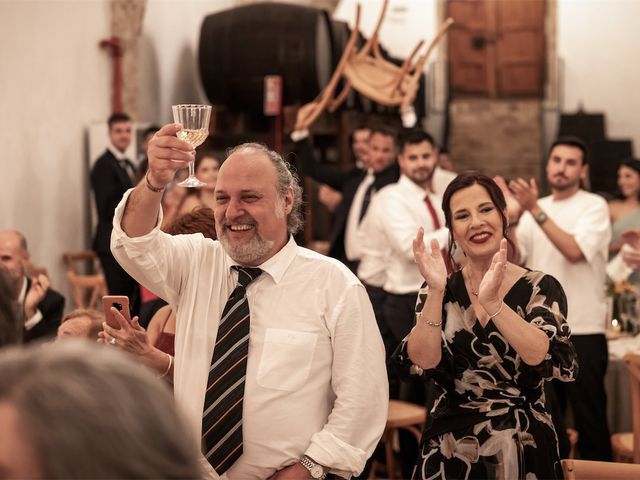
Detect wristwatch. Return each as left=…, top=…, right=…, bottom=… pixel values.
left=534, top=210, right=548, bottom=225
left=300, top=455, right=327, bottom=479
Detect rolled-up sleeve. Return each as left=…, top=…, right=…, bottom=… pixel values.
left=305, top=283, right=388, bottom=478
left=110, top=189, right=202, bottom=305
left=572, top=197, right=611, bottom=263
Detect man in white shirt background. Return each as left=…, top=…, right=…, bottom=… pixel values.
left=110, top=123, right=388, bottom=479
left=510, top=137, right=613, bottom=461
left=359, top=130, right=453, bottom=360
left=357, top=129, right=454, bottom=478
left=0, top=230, right=65, bottom=343
left=291, top=117, right=399, bottom=272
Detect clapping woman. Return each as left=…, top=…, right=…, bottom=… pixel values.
left=393, top=172, right=577, bottom=479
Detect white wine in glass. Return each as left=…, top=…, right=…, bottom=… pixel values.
left=172, top=104, right=212, bottom=188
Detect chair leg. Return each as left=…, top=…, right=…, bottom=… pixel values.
left=384, top=429, right=396, bottom=480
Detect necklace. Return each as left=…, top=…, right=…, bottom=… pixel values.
left=463, top=267, right=480, bottom=297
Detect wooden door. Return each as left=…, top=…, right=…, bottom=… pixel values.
left=447, top=0, right=546, bottom=97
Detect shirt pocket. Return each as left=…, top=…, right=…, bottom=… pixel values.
left=256, top=328, right=318, bottom=391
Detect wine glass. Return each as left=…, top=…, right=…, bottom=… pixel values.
left=172, top=104, right=212, bottom=188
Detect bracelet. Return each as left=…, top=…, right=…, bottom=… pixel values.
left=416, top=311, right=442, bottom=327
left=488, top=302, right=504, bottom=319
left=158, top=353, right=173, bottom=378
left=145, top=171, right=165, bottom=193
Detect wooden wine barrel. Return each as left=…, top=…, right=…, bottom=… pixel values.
left=199, top=3, right=335, bottom=113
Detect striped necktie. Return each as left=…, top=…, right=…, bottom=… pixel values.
left=202, top=265, right=262, bottom=473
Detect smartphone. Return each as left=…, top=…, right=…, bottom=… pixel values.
left=102, top=295, right=131, bottom=329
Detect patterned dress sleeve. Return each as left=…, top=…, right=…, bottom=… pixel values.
left=517, top=273, right=578, bottom=385
left=390, top=281, right=456, bottom=384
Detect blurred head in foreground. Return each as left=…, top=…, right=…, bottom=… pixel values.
left=0, top=341, right=202, bottom=479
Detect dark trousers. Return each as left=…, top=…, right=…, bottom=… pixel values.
left=545, top=382, right=571, bottom=459
left=553, top=333, right=612, bottom=461
left=383, top=290, right=424, bottom=478
left=383, top=290, right=419, bottom=348
left=98, top=252, right=141, bottom=317
left=365, top=285, right=395, bottom=358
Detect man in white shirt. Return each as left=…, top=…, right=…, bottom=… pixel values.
left=357, top=129, right=454, bottom=478
left=510, top=137, right=613, bottom=461
left=111, top=124, right=388, bottom=479
left=359, top=130, right=453, bottom=354
left=292, top=120, right=399, bottom=272
left=0, top=230, right=65, bottom=343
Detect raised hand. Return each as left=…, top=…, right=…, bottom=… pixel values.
left=621, top=245, right=640, bottom=270
left=24, top=273, right=50, bottom=318
left=413, top=227, right=447, bottom=293
left=99, top=307, right=154, bottom=357
left=477, top=238, right=508, bottom=311
left=494, top=175, right=522, bottom=223
left=508, top=177, right=539, bottom=212
left=294, top=101, right=320, bottom=131
left=146, top=123, right=195, bottom=188
left=621, top=228, right=640, bottom=249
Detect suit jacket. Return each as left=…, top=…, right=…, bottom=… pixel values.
left=23, top=277, right=65, bottom=343
left=294, top=137, right=400, bottom=262
left=91, top=149, right=134, bottom=253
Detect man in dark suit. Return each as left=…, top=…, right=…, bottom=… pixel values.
left=0, top=230, right=65, bottom=342
left=90, top=112, right=140, bottom=315
left=292, top=119, right=399, bottom=271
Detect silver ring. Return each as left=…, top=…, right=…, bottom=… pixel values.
left=109, top=338, right=116, bottom=346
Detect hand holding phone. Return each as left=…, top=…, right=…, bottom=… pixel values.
left=102, top=295, right=131, bottom=329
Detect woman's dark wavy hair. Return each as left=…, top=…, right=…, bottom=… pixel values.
left=615, top=158, right=640, bottom=200
left=441, top=171, right=514, bottom=272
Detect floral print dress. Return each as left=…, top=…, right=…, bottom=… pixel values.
left=393, top=269, right=578, bottom=480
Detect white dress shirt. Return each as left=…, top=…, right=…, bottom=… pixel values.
left=111, top=190, right=388, bottom=479
left=516, top=190, right=611, bottom=335
left=432, top=167, right=457, bottom=196
left=344, top=171, right=375, bottom=261
left=358, top=175, right=450, bottom=294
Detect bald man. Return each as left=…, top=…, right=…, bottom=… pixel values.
left=0, top=230, right=65, bottom=342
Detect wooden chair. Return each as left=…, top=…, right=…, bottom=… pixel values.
left=561, top=459, right=640, bottom=479
left=611, top=353, right=640, bottom=463
left=370, top=399, right=427, bottom=479
left=295, top=0, right=454, bottom=131
left=62, top=251, right=107, bottom=310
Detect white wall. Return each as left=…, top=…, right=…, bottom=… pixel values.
left=558, top=0, right=640, bottom=153
left=334, top=0, right=439, bottom=59
left=138, top=0, right=236, bottom=124
left=0, top=1, right=111, bottom=299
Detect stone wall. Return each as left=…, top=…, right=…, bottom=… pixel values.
left=448, top=99, right=543, bottom=183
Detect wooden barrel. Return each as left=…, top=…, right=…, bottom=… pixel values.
left=199, top=3, right=335, bottom=113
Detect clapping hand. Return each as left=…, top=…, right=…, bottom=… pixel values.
left=477, top=238, right=508, bottom=311
left=508, top=177, right=539, bottom=212
left=413, top=227, right=447, bottom=293
left=24, top=273, right=50, bottom=319
left=494, top=175, right=522, bottom=223
left=621, top=228, right=640, bottom=249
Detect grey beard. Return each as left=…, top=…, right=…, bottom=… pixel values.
left=218, top=232, right=274, bottom=265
